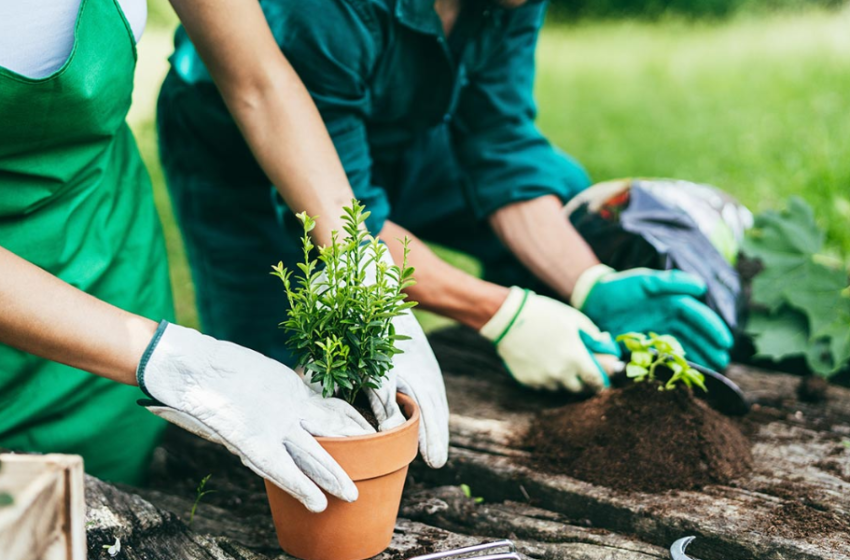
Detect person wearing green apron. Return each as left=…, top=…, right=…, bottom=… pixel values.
left=0, top=0, right=447, bottom=506
left=0, top=0, right=174, bottom=485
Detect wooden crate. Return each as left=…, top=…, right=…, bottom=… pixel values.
left=0, top=454, right=86, bottom=560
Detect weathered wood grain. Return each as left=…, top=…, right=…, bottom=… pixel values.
left=83, top=326, right=850, bottom=560
left=419, top=327, right=850, bottom=560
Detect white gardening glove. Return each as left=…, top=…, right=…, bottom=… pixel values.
left=366, top=307, right=449, bottom=469
left=136, top=321, right=374, bottom=513
left=479, top=287, right=623, bottom=392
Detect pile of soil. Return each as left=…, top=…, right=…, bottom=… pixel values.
left=523, top=381, right=753, bottom=493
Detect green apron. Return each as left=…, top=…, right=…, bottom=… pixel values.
left=0, top=0, right=173, bottom=484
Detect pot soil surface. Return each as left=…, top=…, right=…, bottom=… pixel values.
left=353, top=392, right=380, bottom=430
left=524, top=381, right=753, bottom=493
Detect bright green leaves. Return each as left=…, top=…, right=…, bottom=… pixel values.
left=742, top=197, right=850, bottom=377
left=617, top=332, right=706, bottom=392
left=272, top=200, right=417, bottom=403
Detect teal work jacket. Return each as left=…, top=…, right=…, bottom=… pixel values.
left=167, top=0, right=588, bottom=233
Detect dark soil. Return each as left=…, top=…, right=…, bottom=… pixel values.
left=797, top=376, right=829, bottom=403
left=523, top=381, right=753, bottom=493
left=352, top=392, right=380, bottom=431
left=755, top=482, right=850, bottom=538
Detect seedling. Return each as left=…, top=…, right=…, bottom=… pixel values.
left=272, top=200, right=416, bottom=404
left=460, top=483, right=484, bottom=504
left=188, top=474, right=215, bottom=527
left=617, top=332, right=707, bottom=392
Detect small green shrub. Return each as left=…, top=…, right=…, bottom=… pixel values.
left=271, top=201, right=416, bottom=404
left=617, top=332, right=707, bottom=391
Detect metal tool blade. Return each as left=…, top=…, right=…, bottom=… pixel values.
left=670, top=536, right=696, bottom=560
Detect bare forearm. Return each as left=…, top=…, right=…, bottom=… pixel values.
left=0, top=247, right=157, bottom=384
left=220, top=70, right=352, bottom=245
left=380, top=222, right=508, bottom=331
left=489, top=195, right=600, bottom=300
left=170, top=0, right=354, bottom=246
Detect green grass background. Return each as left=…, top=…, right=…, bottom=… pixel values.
left=131, top=3, right=850, bottom=329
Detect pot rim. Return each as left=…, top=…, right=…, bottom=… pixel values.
left=315, top=392, right=420, bottom=444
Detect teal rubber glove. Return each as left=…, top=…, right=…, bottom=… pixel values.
left=570, top=265, right=734, bottom=371
left=480, top=287, right=622, bottom=393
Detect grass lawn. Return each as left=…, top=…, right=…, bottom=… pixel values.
left=131, top=4, right=850, bottom=329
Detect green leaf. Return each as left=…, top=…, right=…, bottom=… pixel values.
left=631, top=351, right=653, bottom=367
left=745, top=308, right=809, bottom=362
left=742, top=197, right=850, bottom=377
left=626, top=364, right=648, bottom=378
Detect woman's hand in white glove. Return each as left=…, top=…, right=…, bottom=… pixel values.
left=366, top=308, right=450, bottom=469
left=136, top=322, right=374, bottom=513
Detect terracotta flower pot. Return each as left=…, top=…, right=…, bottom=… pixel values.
left=265, top=393, right=420, bottom=560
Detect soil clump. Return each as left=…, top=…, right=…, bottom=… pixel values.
left=524, top=381, right=752, bottom=493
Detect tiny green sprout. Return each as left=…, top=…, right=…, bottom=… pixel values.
left=460, top=483, right=484, bottom=504
left=188, top=474, right=216, bottom=527
left=842, top=440, right=850, bottom=449
left=272, top=200, right=416, bottom=404
left=616, top=332, right=707, bottom=392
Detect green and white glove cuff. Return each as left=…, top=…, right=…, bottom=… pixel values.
left=136, top=319, right=171, bottom=399
left=480, top=286, right=529, bottom=343
left=570, top=264, right=615, bottom=309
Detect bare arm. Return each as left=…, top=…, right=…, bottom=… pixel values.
left=380, top=222, right=509, bottom=331
left=0, top=247, right=156, bottom=385
left=169, top=0, right=356, bottom=246
left=489, top=195, right=600, bottom=300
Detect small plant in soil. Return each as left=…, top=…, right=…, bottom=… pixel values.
left=188, top=474, right=215, bottom=527
left=524, top=332, right=752, bottom=493
left=617, top=332, right=706, bottom=392
left=271, top=200, right=416, bottom=404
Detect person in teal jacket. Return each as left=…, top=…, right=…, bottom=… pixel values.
left=158, top=0, right=733, bottom=391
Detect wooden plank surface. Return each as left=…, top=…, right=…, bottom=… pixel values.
left=82, top=327, right=850, bottom=560
left=416, top=328, right=850, bottom=560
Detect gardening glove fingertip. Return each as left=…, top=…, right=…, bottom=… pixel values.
left=265, top=471, right=329, bottom=513
left=653, top=269, right=708, bottom=297
left=422, top=433, right=449, bottom=469
left=419, top=403, right=449, bottom=469
left=296, top=484, right=330, bottom=513
left=578, top=329, right=622, bottom=359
